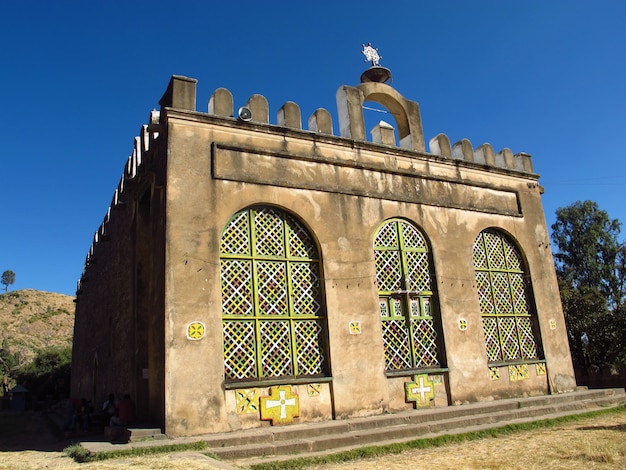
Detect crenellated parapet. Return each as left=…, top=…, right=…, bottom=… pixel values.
left=204, top=75, right=534, bottom=174
left=429, top=134, right=533, bottom=173
left=77, top=109, right=162, bottom=296
left=157, top=75, right=534, bottom=176
left=77, top=74, right=536, bottom=295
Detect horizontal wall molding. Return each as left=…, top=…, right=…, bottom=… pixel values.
left=212, top=143, right=522, bottom=217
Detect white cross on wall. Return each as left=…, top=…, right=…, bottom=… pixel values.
left=265, top=390, right=296, bottom=419
left=411, top=376, right=432, bottom=404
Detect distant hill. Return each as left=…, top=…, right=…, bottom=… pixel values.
left=0, top=289, right=75, bottom=365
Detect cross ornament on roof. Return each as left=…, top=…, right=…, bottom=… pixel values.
left=362, top=43, right=381, bottom=66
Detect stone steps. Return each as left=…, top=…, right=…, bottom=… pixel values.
left=208, top=388, right=625, bottom=465
left=128, top=427, right=167, bottom=442
left=79, top=388, right=625, bottom=466
left=103, top=426, right=167, bottom=443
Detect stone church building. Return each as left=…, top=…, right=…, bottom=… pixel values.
left=71, top=62, right=576, bottom=437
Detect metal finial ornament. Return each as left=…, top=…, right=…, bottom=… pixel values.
left=360, top=43, right=392, bottom=84
left=362, top=43, right=381, bottom=66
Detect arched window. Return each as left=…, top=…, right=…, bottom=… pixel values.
left=473, top=229, right=541, bottom=364
left=220, top=206, right=328, bottom=383
left=374, top=219, right=442, bottom=372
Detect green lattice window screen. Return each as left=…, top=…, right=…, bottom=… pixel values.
left=374, top=219, right=441, bottom=371
left=473, top=229, right=540, bottom=364
left=221, top=207, right=327, bottom=382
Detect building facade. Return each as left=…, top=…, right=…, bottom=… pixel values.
left=71, top=71, right=576, bottom=437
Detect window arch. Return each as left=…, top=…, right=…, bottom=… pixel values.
left=473, top=229, right=541, bottom=364
left=220, top=206, right=328, bottom=383
left=374, top=219, right=442, bottom=372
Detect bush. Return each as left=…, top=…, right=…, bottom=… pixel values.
left=64, top=444, right=92, bottom=463
left=16, top=346, right=72, bottom=402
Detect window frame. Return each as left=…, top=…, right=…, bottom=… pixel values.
left=473, top=228, right=543, bottom=366
left=220, top=206, right=330, bottom=387
left=374, top=218, right=445, bottom=375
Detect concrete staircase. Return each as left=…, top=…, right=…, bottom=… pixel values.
left=79, top=388, right=625, bottom=467
left=200, top=388, right=625, bottom=465
left=104, top=425, right=167, bottom=443
left=127, top=427, right=168, bottom=442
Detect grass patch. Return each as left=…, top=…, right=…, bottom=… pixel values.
left=249, top=404, right=626, bottom=470
left=65, top=440, right=210, bottom=463
left=64, top=444, right=92, bottom=463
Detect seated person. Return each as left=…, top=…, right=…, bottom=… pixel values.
left=102, top=393, right=116, bottom=422
left=110, top=394, right=136, bottom=426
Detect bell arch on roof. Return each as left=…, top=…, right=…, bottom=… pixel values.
left=336, top=82, right=425, bottom=152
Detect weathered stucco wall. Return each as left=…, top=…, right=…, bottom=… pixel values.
left=72, top=120, right=166, bottom=427
left=160, top=103, right=574, bottom=436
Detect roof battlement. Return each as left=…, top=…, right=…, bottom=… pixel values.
left=77, top=74, right=535, bottom=294
left=162, top=75, right=533, bottom=173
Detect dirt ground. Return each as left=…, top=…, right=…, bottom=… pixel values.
left=0, top=410, right=231, bottom=469
left=0, top=409, right=624, bottom=469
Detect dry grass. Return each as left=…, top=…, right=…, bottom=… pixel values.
left=0, top=289, right=74, bottom=365
left=309, top=411, right=626, bottom=470
left=0, top=451, right=228, bottom=469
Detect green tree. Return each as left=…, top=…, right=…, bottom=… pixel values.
left=15, top=346, right=72, bottom=401
left=1, top=270, right=16, bottom=293
left=0, top=347, right=26, bottom=397
left=551, top=201, right=626, bottom=368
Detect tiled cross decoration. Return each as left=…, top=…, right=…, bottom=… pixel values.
left=405, top=374, right=435, bottom=408
left=260, top=385, right=300, bottom=425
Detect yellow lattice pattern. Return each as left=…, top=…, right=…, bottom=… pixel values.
left=508, top=364, right=529, bottom=381
left=221, top=206, right=327, bottom=382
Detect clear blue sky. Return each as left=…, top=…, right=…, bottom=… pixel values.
left=1, top=1, right=624, bottom=296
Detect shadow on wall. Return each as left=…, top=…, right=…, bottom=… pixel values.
left=575, top=365, right=626, bottom=389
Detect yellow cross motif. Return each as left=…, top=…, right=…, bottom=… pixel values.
left=187, top=321, right=205, bottom=340
left=405, top=374, right=435, bottom=408
left=349, top=321, right=362, bottom=334
left=260, top=386, right=299, bottom=425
